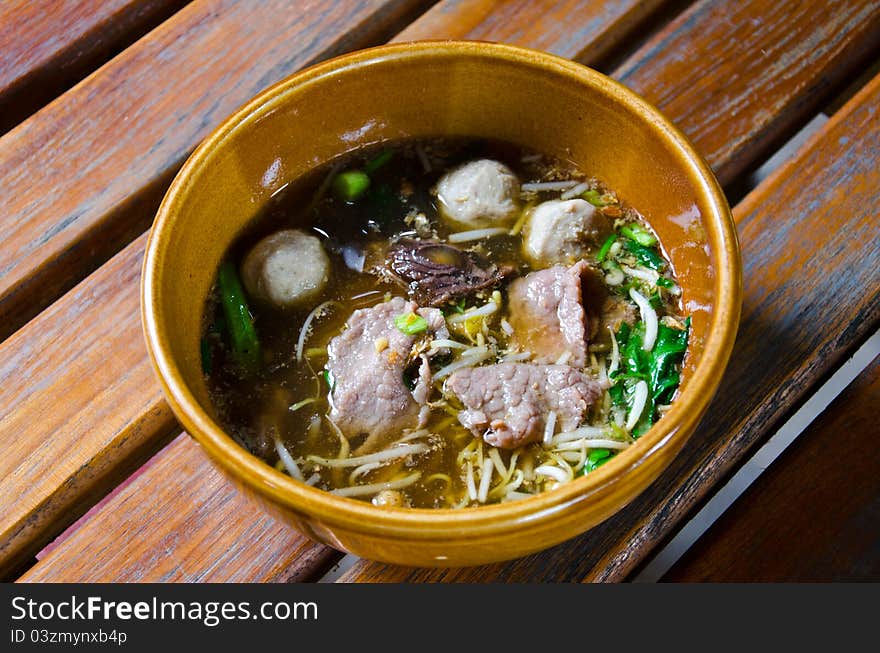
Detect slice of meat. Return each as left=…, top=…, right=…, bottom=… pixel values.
left=326, top=297, right=445, bottom=451
left=447, top=363, right=602, bottom=449
left=507, top=261, right=593, bottom=367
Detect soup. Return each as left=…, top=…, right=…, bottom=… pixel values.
left=202, top=137, right=689, bottom=509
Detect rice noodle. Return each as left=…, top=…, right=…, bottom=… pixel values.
left=553, top=438, right=631, bottom=451
left=274, top=438, right=304, bottom=482
left=477, top=458, right=494, bottom=503
left=560, top=181, right=590, bottom=200
left=555, top=351, right=572, bottom=365
left=607, top=326, right=620, bottom=379
left=500, top=319, right=514, bottom=336
left=521, top=180, right=578, bottom=192
left=626, top=380, right=649, bottom=431
left=433, top=348, right=494, bottom=380
left=552, top=425, right=607, bottom=445
left=332, top=472, right=421, bottom=498
left=305, top=473, right=321, bottom=486
left=296, top=300, right=338, bottom=363
left=535, top=465, right=569, bottom=484
left=448, top=227, right=509, bottom=243
left=629, top=288, right=658, bottom=351
left=543, top=411, right=557, bottom=446
left=307, top=442, right=428, bottom=468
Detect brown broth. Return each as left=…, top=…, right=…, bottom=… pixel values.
left=202, top=137, right=684, bottom=509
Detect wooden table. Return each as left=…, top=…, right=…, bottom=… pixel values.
left=2, top=0, right=878, bottom=583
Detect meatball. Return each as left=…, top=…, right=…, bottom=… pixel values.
left=435, top=159, right=520, bottom=228
left=522, top=198, right=612, bottom=266
left=241, top=229, right=329, bottom=308
left=372, top=489, right=408, bottom=507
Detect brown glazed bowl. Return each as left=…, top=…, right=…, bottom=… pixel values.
left=142, top=41, right=741, bottom=567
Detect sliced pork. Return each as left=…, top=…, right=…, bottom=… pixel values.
left=447, top=363, right=602, bottom=449
left=326, top=297, right=446, bottom=451
left=507, top=261, right=593, bottom=368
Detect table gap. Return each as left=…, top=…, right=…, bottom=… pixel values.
left=589, top=0, right=696, bottom=74
left=633, top=328, right=880, bottom=581
left=0, top=1, right=194, bottom=137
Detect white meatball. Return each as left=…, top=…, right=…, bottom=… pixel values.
left=372, top=489, right=408, bottom=507
left=523, top=199, right=612, bottom=267
left=241, top=229, right=329, bottom=308
left=435, top=159, right=520, bottom=228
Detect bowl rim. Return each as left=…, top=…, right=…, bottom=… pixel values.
left=142, top=40, right=742, bottom=540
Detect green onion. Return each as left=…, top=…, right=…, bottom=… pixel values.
left=584, top=448, right=614, bottom=473
left=620, top=223, right=658, bottom=247
left=582, top=189, right=612, bottom=206
left=364, top=148, right=393, bottom=174
left=596, top=234, right=617, bottom=263
left=332, top=170, right=370, bottom=202
left=322, top=369, right=336, bottom=393
left=624, top=239, right=665, bottom=271
left=656, top=277, right=674, bottom=288
left=395, top=312, right=428, bottom=335
left=217, top=261, right=260, bottom=371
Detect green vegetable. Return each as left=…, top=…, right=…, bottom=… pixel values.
left=364, top=148, right=393, bottom=174
left=610, top=318, right=690, bottom=436
left=218, top=261, right=260, bottom=371
left=322, top=369, right=336, bottom=393
left=332, top=170, right=370, bottom=202
left=584, top=448, right=615, bottom=474
left=582, top=189, right=612, bottom=206
left=596, top=234, right=617, bottom=263
left=624, top=239, right=665, bottom=271
left=620, top=222, right=657, bottom=247
left=395, top=312, right=428, bottom=335
left=656, top=277, right=674, bottom=288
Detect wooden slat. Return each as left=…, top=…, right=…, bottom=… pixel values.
left=0, top=0, right=434, bottom=579
left=19, top=435, right=337, bottom=583
left=663, top=356, right=880, bottom=581
left=7, top=0, right=684, bottom=583
left=0, top=234, right=176, bottom=578
left=616, top=0, right=880, bottom=186
left=0, top=0, right=191, bottom=135
left=393, top=0, right=672, bottom=64
left=16, top=0, right=880, bottom=583
left=0, top=0, right=433, bottom=342
left=339, top=71, right=880, bottom=582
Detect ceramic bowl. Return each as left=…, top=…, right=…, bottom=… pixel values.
left=142, top=41, right=741, bottom=567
